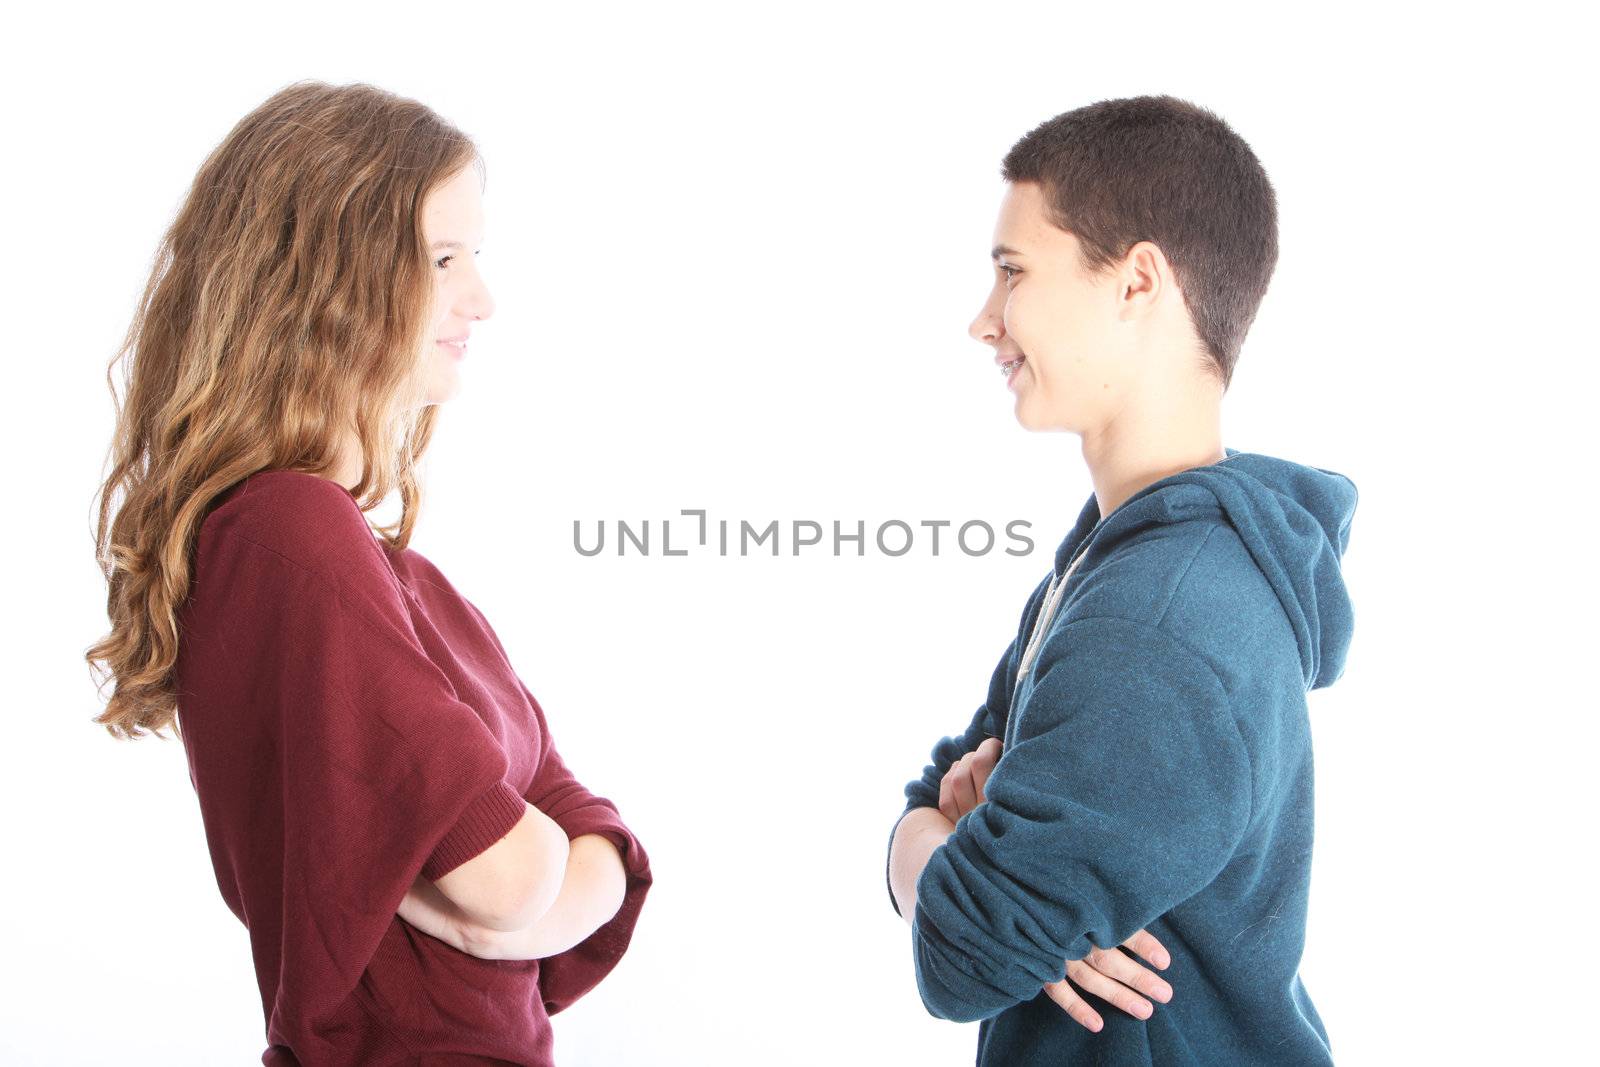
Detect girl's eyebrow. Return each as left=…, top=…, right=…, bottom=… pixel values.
left=430, top=240, right=466, bottom=251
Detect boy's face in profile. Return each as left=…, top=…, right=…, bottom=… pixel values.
left=969, top=181, right=1132, bottom=434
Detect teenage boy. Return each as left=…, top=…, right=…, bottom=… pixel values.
left=886, top=95, right=1357, bottom=1066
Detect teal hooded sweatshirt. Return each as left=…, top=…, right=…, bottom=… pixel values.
left=888, top=447, right=1357, bottom=1065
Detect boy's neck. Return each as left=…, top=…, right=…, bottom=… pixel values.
left=1081, top=382, right=1226, bottom=521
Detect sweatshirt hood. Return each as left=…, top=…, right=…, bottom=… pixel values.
left=1055, top=447, right=1358, bottom=691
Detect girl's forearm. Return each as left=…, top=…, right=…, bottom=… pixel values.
left=471, top=833, right=628, bottom=961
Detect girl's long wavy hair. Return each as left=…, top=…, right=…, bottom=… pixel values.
left=86, top=80, right=481, bottom=741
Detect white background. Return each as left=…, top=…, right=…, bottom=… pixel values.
left=5, top=1, right=1594, bottom=1063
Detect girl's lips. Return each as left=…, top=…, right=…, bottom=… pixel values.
left=437, top=339, right=466, bottom=359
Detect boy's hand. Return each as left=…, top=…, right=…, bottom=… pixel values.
left=1046, top=928, right=1175, bottom=1032
left=938, top=737, right=1004, bottom=822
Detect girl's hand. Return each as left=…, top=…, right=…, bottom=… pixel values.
left=938, top=737, right=1004, bottom=822
left=1046, top=928, right=1175, bottom=1032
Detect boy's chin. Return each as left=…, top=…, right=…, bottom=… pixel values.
left=1013, top=396, right=1061, bottom=432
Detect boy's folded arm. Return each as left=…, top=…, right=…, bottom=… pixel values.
left=886, top=572, right=1056, bottom=916
left=887, top=635, right=1017, bottom=917
left=910, top=615, right=1255, bottom=1024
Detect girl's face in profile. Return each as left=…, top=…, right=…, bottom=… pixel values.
left=418, top=165, right=494, bottom=407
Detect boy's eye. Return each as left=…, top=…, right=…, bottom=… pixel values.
left=999, top=264, right=1021, bottom=283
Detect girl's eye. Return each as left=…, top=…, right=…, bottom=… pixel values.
left=434, top=255, right=454, bottom=270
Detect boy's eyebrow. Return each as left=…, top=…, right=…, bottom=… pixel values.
left=991, top=243, right=1022, bottom=260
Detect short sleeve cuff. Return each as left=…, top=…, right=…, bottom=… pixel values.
left=421, top=779, right=527, bottom=881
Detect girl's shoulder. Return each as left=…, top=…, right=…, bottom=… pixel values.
left=195, top=468, right=390, bottom=587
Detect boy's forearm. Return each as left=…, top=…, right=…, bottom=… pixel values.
left=889, top=806, right=957, bottom=922
left=466, top=833, right=628, bottom=961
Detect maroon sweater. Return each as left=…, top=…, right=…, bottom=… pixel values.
left=174, top=469, right=651, bottom=1066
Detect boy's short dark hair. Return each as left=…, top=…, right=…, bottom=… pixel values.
left=1002, top=95, right=1278, bottom=390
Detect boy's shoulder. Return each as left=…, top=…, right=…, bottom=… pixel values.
left=1064, top=518, right=1288, bottom=655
